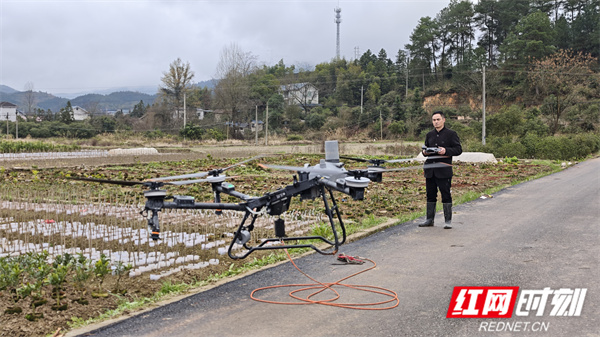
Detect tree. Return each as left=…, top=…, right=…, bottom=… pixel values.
left=500, top=11, right=556, bottom=64
left=474, top=0, right=500, bottom=63
left=160, top=58, right=195, bottom=123
left=528, top=49, right=598, bottom=134
left=570, top=1, right=600, bottom=58
left=443, top=0, right=475, bottom=68
left=365, top=82, right=381, bottom=105
left=59, top=101, right=74, bottom=124
left=90, top=115, right=117, bottom=133
left=406, top=16, right=439, bottom=75
left=130, top=100, right=147, bottom=118
left=266, top=94, right=285, bottom=130
left=214, top=43, right=257, bottom=121
left=22, top=82, right=36, bottom=116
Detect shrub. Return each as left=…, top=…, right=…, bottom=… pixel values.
left=204, top=128, right=225, bottom=141
left=494, top=142, right=527, bottom=159
left=467, top=133, right=599, bottom=160
left=180, top=124, right=204, bottom=140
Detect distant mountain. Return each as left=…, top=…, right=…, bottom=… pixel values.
left=196, top=79, right=216, bottom=89
left=0, top=79, right=215, bottom=114
left=0, top=85, right=18, bottom=94
left=56, top=85, right=159, bottom=99
left=0, top=89, right=156, bottom=114
left=70, top=91, right=157, bottom=113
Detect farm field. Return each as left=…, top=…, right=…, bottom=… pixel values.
left=0, top=146, right=561, bottom=337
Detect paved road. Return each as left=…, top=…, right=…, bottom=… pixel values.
left=71, top=158, right=599, bottom=337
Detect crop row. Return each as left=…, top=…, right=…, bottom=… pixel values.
left=0, top=180, right=324, bottom=281
left=0, top=250, right=128, bottom=321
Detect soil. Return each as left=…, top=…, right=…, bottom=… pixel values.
left=0, top=150, right=558, bottom=337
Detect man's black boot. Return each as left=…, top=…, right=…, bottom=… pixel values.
left=443, top=203, right=453, bottom=229
left=419, top=202, right=436, bottom=227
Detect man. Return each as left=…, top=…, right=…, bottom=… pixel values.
left=419, top=111, right=462, bottom=229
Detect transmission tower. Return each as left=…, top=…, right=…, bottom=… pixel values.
left=334, top=6, right=342, bottom=59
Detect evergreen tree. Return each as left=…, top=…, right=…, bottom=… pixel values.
left=59, top=101, right=74, bottom=124
left=130, top=100, right=147, bottom=118
left=500, top=11, right=556, bottom=64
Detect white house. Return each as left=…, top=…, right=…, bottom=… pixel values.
left=0, top=102, right=18, bottom=122
left=280, top=82, right=319, bottom=107
left=72, top=106, right=90, bottom=121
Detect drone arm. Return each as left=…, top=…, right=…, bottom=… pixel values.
left=318, top=177, right=367, bottom=201
left=161, top=201, right=247, bottom=212
left=212, top=183, right=254, bottom=201
left=319, top=178, right=351, bottom=195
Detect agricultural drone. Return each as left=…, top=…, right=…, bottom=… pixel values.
left=70, top=141, right=448, bottom=260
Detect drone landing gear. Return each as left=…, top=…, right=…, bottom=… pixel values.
left=227, top=187, right=346, bottom=260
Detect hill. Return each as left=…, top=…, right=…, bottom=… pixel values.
left=0, top=87, right=156, bottom=114
left=0, top=85, right=18, bottom=94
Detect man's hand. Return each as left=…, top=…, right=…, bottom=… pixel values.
left=438, top=147, right=446, bottom=155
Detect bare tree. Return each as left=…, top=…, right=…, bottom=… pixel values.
left=23, top=82, right=36, bottom=116
left=528, top=50, right=598, bottom=135
left=213, top=43, right=257, bottom=121
left=160, top=58, right=195, bottom=123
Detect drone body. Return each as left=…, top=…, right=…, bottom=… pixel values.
left=70, top=141, right=448, bottom=259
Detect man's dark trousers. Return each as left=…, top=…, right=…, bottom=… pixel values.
left=426, top=176, right=452, bottom=204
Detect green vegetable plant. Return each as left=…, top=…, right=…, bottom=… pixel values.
left=92, top=254, right=111, bottom=298
left=3, top=261, right=24, bottom=314
left=25, top=254, right=52, bottom=319
left=112, top=261, right=133, bottom=295
left=72, top=253, right=92, bottom=305
left=49, top=264, right=70, bottom=311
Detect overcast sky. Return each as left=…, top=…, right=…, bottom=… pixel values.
left=1, top=0, right=451, bottom=97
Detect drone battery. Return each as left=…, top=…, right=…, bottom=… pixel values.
left=274, top=218, right=285, bottom=238
left=268, top=197, right=290, bottom=215
left=174, top=195, right=195, bottom=206
left=300, top=186, right=319, bottom=200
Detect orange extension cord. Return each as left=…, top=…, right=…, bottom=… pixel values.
left=250, top=249, right=399, bottom=310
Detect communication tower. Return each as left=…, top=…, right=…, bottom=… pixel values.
left=334, top=6, right=342, bottom=59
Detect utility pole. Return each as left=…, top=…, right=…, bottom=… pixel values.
left=360, top=86, right=364, bottom=114
left=255, top=105, right=258, bottom=146
left=405, top=50, right=410, bottom=98
left=380, top=109, right=383, bottom=140
left=183, top=92, right=187, bottom=129
left=482, top=65, right=486, bottom=145
left=265, top=103, right=269, bottom=146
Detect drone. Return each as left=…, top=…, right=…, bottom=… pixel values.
left=69, top=141, right=449, bottom=259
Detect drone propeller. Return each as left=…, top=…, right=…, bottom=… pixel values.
left=340, top=156, right=413, bottom=165
left=165, top=175, right=240, bottom=186
left=260, top=161, right=451, bottom=176
left=150, top=154, right=265, bottom=182
left=67, top=176, right=173, bottom=188
left=340, top=155, right=448, bottom=166
left=366, top=162, right=453, bottom=173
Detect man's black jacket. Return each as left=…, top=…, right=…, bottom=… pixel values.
left=423, top=127, right=462, bottom=179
